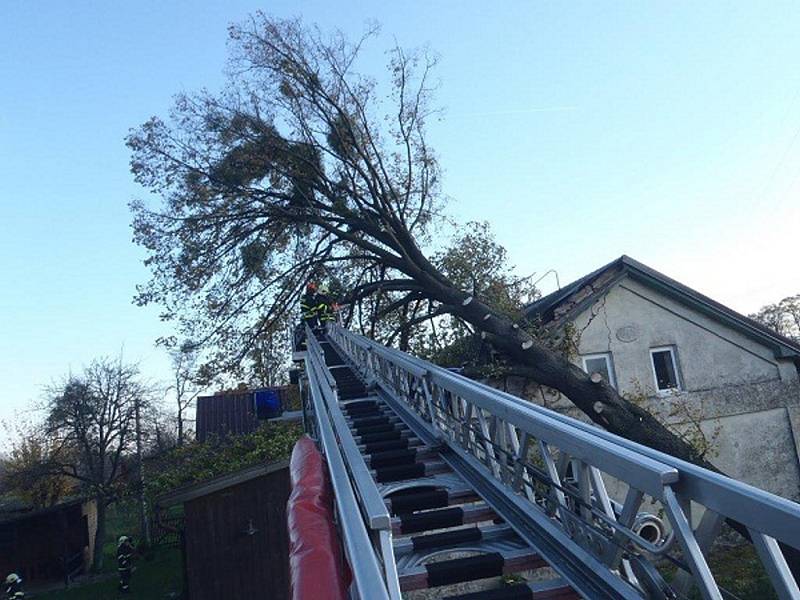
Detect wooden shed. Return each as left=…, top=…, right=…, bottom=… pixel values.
left=156, top=460, right=291, bottom=600
left=196, top=387, right=293, bottom=442
left=0, top=497, right=97, bottom=584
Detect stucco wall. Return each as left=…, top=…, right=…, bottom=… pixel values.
left=513, top=278, right=800, bottom=499
left=571, top=277, right=796, bottom=395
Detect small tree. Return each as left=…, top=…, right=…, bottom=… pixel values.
left=43, top=357, right=150, bottom=571
left=166, top=344, right=204, bottom=445
left=1, top=420, right=76, bottom=508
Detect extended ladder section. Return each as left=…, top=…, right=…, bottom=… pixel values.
left=299, top=323, right=800, bottom=600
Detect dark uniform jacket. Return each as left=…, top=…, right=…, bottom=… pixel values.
left=4, top=580, right=23, bottom=600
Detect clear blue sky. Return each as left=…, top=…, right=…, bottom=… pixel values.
left=2, top=1, right=800, bottom=439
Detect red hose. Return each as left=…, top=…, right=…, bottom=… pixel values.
left=287, top=436, right=352, bottom=600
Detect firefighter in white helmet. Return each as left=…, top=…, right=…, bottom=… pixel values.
left=4, top=573, right=24, bottom=600
left=117, top=536, right=135, bottom=593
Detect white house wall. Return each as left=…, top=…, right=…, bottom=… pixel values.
left=563, top=275, right=800, bottom=500
left=571, top=277, right=793, bottom=395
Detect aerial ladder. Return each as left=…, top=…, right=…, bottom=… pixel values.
left=293, top=322, right=800, bottom=600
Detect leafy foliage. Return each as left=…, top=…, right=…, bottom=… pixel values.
left=129, top=15, right=441, bottom=381
left=750, top=294, right=800, bottom=342
left=1, top=421, right=76, bottom=508
left=145, top=421, right=302, bottom=502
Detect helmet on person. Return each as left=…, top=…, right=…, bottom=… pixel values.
left=118, top=536, right=129, bottom=546
left=5, top=573, right=20, bottom=584
left=318, top=284, right=329, bottom=295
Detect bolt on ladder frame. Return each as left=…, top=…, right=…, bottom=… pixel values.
left=301, top=324, right=401, bottom=600
left=329, top=323, right=800, bottom=600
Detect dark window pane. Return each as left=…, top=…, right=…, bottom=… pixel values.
left=585, top=357, right=611, bottom=383
left=652, top=350, right=678, bottom=390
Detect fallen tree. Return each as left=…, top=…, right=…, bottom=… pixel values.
left=128, top=14, right=720, bottom=473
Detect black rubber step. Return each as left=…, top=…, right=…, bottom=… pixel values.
left=426, top=552, right=504, bottom=587
left=344, top=401, right=379, bottom=414
left=368, top=448, right=417, bottom=469
left=411, top=526, right=483, bottom=551
left=350, top=415, right=392, bottom=428
left=359, top=430, right=403, bottom=444
left=375, top=462, right=426, bottom=483
left=363, top=439, right=409, bottom=453
left=353, top=423, right=399, bottom=436
left=390, top=489, right=448, bottom=514
left=444, top=583, right=534, bottom=600
left=400, top=507, right=464, bottom=534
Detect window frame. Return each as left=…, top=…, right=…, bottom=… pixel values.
left=581, top=352, right=617, bottom=389
left=649, top=346, right=682, bottom=393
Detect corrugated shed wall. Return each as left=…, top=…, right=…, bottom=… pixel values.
left=196, top=393, right=258, bottom=442
left=195, top=387, right=294, bottom=442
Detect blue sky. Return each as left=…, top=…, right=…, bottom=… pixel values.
left=2, top=1, right=800, bottom=439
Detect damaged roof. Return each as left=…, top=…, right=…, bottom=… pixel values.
left=525, top=255, right=800, bottom=360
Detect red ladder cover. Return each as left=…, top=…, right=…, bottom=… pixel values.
left=287, top=435, right=352, bottom=600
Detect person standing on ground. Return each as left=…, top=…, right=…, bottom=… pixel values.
left=3, top=573, right=24, bottom=599
left=117, top=536, right=135, bottom=594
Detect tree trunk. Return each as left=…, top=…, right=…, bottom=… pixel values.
left=425, top=275, right=717, bottom=469
left=177, top=408, right=184, bottom=447
left=135, top=398, right=152, bottom=547
left=92, top=497, right=106, bottom=572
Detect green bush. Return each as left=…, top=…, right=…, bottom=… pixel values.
left=146, top=421, right=302, bottom=502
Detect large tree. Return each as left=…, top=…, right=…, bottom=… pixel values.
left=128, top=14, right=718, bottom=470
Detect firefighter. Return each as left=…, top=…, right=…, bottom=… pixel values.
left=4, top=573, right=23, bottom=600
left=300, top=282, right=320, bottom=327
left=117, top=536, right=134, bottom=594
left=316, top=284, right=337, bottom=324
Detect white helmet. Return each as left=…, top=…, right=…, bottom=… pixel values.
left=118, top=536, right=129, bottom=546
left=5, top=573, right=20, bottom=584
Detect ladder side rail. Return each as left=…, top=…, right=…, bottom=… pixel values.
left=330, top=327, right=676, bottom=497
left=372, top=366, right=645, bottom=600
left=307, top=327, right=402, bottom=599
left=328, top=326, right=735, bottom=597
left=305, top=335, right=393, bottom=531
left=303, top=341, right=392, bottom=600
left=331, top=325, right=800, bottom=552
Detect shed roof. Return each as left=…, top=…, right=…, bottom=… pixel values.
left=155, top=459, right=290, bottom=508
left=0, top=496, right=91, bottom=525
left=525, top=255, right=800, bottom=360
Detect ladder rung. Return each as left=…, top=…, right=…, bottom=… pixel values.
left=393, top=504, right=496, bottom=535
left=398, top=550, right=545, bottom=592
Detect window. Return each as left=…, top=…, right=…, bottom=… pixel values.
left=650, top=346, right=681, bottom=392
left=582, top=353, right=617, bottom=388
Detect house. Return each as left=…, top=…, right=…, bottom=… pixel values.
left=154, top=459, right=291, bottom=600
left=0, top=496, right=97, bottom=585
left=523, top=255, right=800, bottom=499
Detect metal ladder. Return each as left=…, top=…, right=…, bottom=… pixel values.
left=299, top=322, right=800, bottom=599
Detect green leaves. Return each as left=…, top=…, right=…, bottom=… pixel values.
left=145, top=421, right=302, bottom=501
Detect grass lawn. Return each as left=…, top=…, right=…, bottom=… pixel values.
left=33, top=545, right=183, bottom=600
left=33, top=501, right=184, bottom=599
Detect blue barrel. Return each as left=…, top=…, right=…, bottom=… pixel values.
left=255, top=388, right=283, bottom=419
